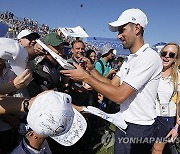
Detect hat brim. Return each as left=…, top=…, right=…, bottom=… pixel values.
left=51, top=107, right=87, bottom=146
left=44, top=39, right=64, bottom=47
left=52, top=40, right=63, bottom=47
left=108, top=20, right=128, bottom=32
left=63, top=41, right=70, bottom=46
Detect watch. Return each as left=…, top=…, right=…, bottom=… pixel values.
left=23, top=98, right=30, bottom=113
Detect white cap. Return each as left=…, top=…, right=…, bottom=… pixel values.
left=27, top=91, right=87, bottom=146
left=0, top=38, right=28, bottom=75
left=0, top=22, right=8, bottom=37
left=17, top=29, right=40, bottom=39
left=108, top=8, right=148, bottom=32
left=113, top=49, right=117, bottom=55
left=101, top=43, right=113, bottom=55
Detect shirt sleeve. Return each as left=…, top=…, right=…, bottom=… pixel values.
left=95, top=61, right=102, bottom=75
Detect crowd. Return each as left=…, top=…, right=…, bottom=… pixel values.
left=0, top=11, right=100, bottom=54
left=0, top=11, right=55, bottom=39
left=0, top=8, right=180, bottom=154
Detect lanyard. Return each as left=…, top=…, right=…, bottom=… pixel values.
left=157, top=90, right=175, bottom=105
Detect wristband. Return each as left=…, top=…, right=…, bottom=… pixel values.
left=172, top=126, right=178, bottom=131
left=23, top=98, right=30, bottom=113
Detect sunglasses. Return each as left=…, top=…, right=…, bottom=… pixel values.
left=160, top=51, right=176, bottom=58
left=22, top=35, right=37, bottom=41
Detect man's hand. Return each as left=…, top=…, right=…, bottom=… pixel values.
left=33, top=43, right=45, bottom=55
left=105, top=69, right=116, bottom=78
left=81, top=57, right=94, bottom=71
left=60, top=63, right=89, bottom=81
left=13, top=69, right=33, bottom=89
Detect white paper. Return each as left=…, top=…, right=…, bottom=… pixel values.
left=59, top=26, right=89, bottom=38
left=36, top=39, right=75, bottom=70
left=83, top=106, right=127, bottom=131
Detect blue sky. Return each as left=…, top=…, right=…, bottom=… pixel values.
left=0, top=0, right=180, bottom=46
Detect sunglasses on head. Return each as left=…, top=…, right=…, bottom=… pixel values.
left=160, top=51, right=176, bottom=58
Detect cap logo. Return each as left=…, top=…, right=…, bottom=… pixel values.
left=52, top=124, right=65, bottom=136
left=132, top=17, right=136, bottom=21
left=66, top=97, right=70, bottom=104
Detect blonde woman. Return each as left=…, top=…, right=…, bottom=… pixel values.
left=152, top=42, right=180, bottom=154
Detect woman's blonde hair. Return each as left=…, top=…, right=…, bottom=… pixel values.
left=160, top=42, right=180, bottom=93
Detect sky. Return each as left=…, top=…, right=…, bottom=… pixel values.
left=0, top=0, right=180, bottom=46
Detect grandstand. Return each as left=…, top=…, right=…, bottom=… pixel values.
left=0, top=11, right=128, bottom=56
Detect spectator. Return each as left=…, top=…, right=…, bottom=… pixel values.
left=84, top=49, right=99, bottom=107
left=66, top=40, right=94, bottom=106
left=67, top=39, right=85, bottom=64
left=17, top=29, right=45, bottom=61
left=11, top=90, right=87, bottom=154
left=17, top=29, right=40, bottom=48
left=27, top=33, right=67, bottom=97
left=95, top=44, right=116, bottom=78
left=95, top=44, right=117, bottom=113
left=0, top=38, right=32, bottom=153
left=0, top=64, right=32, bottom=153
left=111, top=56, right=125, bottom=72
left=43, top=33, right=69, bottom=58
left=152, top=42, right=180, bottom=154
left=60, top=8, right=163, bottom=154
left=85, top=49, right=97, bottom=65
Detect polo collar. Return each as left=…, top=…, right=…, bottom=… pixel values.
left=133, top=44, right=149, bottom=56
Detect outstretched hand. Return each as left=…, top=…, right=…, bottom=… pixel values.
left=81, top=57, right=94, bottom=71
left=13, top=69, right=33, bottom=89
left=60, top=63, right=89, bottom=82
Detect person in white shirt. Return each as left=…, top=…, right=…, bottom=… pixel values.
left=152, top=42, right=180, bottom=154
left=60, top=8, right=162, bottom=154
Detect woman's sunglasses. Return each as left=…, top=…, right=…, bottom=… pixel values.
left=160, top=51, right=176, bottom=59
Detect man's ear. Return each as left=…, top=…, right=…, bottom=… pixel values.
left=134, top=24, right=141, bottom=35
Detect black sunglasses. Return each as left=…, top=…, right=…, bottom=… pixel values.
left=22, top=35, right=37, bottom=41
left=160, top=51, right=176, bottom=58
